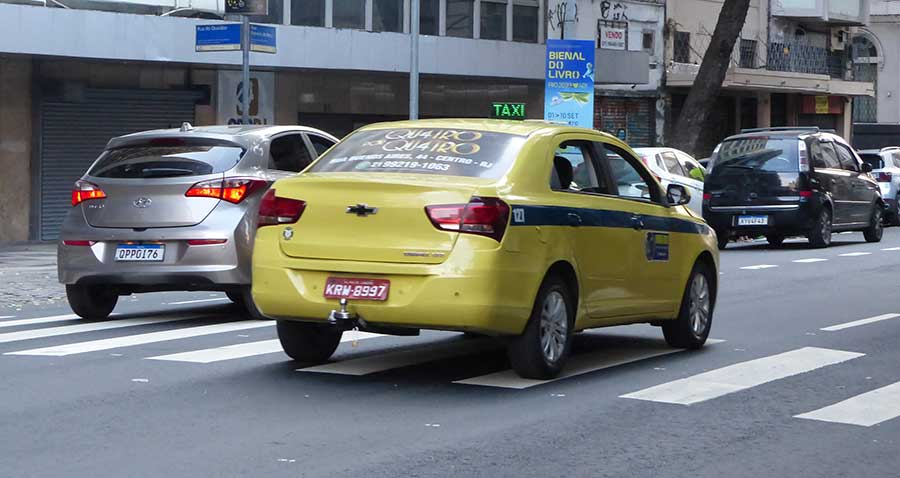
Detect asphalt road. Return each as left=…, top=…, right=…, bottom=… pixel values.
left=2, top=230, right=900, bottom=477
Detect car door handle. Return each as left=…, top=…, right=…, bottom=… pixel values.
left=566, top=213, right=582, bottom=227
left=630, top=214, right=644, bottom=230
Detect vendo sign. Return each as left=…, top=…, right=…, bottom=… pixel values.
left=599, top=26, right=626, bottom=50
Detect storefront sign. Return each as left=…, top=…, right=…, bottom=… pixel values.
left=815, top=95, right=830, bottom=114
left=225, top=0, right=267, bottom=15
left=491, top=102, right=526, bottom=120
left=544, top=39, right=596, bottom=129
left=196, top=24, right=241, bottom=52
left=217, top=70, right=274, bottom=125
left=250, top=24, right=276, bottom=54
left=599, top=26, right=626, bottom=50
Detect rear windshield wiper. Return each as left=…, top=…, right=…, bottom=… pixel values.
left=716, top=150, right=783, bottom=170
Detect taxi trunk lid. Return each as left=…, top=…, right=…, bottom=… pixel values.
left=275, top=174, right=487, bottom=264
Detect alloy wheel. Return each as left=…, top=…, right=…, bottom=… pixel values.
left=539, top=291, right=568, bottom=364
left=689, top=273, right=711, bottom=336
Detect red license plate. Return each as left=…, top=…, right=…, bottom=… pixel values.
left=323, top=277, right=390, bottom=301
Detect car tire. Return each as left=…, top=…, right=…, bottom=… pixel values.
left=766, top=235, right=785, bottom=247
left=891, top=195, right=900, bottom=226
left=864, top=205, right=884, bottom=243
left=234, top=286, right=267, bottom=320
left=507, top=274, right=575, bottom=380
left=663, top=262, right=715, bottom=349
left=277, top=320, right=343, bottom=363
left=66, top=284, right=118, bottom=320
left=716, top=231, right=729, bottom=250
left=226, top=289, right=244, bottom=306
left=808, top=207, right=832, bottom=248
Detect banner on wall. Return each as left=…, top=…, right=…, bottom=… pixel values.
left=217, top=70, right=274, bottom=125
left=543, top=39, right=596, bottom=129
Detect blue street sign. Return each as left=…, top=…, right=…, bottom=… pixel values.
left=543, top=39, right=596, bottom=129
left=250, top=24, right=276, bottom=54
left=196, top=24, right=241, bottom=52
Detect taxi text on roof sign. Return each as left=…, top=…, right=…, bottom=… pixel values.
left=491, top=103, right=526, bottom=120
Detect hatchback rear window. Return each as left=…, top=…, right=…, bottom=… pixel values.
left=860, top=153, right=884, bottom=170
left=89, top=141, right=245, bottom=179
left=307, top=128, right=525, bottom=178
left=713, top=138, right=799, bottom=173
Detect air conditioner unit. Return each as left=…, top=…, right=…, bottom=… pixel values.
left=831, top=28, right=849, bottom=51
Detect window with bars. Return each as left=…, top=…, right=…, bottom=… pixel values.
left=674, top=31, right=691, bottom=63
left=739, top=39, right=757, bottom=68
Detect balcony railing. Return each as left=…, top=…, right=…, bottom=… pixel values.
left=766, top=41, right=851, bottom=80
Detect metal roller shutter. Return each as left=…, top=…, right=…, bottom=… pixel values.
left=40, top=88, right=200, bottom=240
left=597, top=97, right=654, bottom=147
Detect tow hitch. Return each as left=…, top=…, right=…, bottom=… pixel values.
left=326, top=298, right=419, bottom=336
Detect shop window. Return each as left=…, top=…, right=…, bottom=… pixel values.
left=642, top=31, right=654, bottom=53
left=740, top=39, right=757, bottom=68
left=334, top=0, right=366, bottom=29
left=446, top=0, right=474, bottom=38
left=674, top=31, right=691, bottom=63
left=513, top=3, right=538, bottom=43
left=374, top=0, right=403, bottom=32
left=420, top=0, right=440, bottom=35
left=248, top=0, right=284, bottom=24
left=292, top=0, right=325, bottom=26
left=480, top=0, right=507, bottom=40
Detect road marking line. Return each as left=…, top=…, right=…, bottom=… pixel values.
left=165, top=298, right=230, bottom=306
left=820, top=313, right=900, bottom=332
left=838, top=252, right=872, bottom=257
left=301, top=337, right=498, bottom=376
left=455, top=339, right=725, bottom=389
left=0, top=316, right=191, bottom=345
left=620, top=347, right=864, bottom=405
left=0, top=314, right=80, bottom=329
left=740, top=264, right=779, bottom=270
left=795, top=381, right=900, bottom=427
left=5, top=321, right=272, bottom=356
left=881, top=247, right=900, bottom=251
left=0, top=316, right=15, bottom=320
left=792, top=258, right=828, bottom=263
left=147, top=331, right=381, bottom=363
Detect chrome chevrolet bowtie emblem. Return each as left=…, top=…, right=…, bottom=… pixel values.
left=346, top=204, right=377, bottom=217
left=133, top=197, right=152, bottom=208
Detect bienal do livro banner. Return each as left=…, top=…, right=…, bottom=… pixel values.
left=544, top=39, right=595, bottom=129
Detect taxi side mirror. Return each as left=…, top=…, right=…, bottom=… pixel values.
left=667, top=184, right=691, bottom=207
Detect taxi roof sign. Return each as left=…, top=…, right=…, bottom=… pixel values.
left=491, top=102, right=526, bottom=120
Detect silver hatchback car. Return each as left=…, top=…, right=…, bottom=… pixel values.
left=58, top=124, right=338, bottom=319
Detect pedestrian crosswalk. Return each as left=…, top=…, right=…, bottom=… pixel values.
left=2, top=312, right=900, bottom=428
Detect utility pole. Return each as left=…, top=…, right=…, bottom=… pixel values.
left=241, top=15, right=251, bottom=125
left=409, top=0, right=420, bottom=120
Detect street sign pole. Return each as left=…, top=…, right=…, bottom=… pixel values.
left=409, top=0, right=419, bottom=120
left=241, top=15, right=251, bottom=125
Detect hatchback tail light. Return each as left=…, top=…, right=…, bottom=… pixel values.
left=63, top=240, right=96, bottom=246
left=702, top=193, right=712, bottom=201
left=257, top=189, right=306, bottom=228
left=186, top=239, right=228, bottom=246
left=426, top=197, right=510, bottom=243
left=185, top=178, right=266, bottom=204
left=71, top=180, right=107, bottom=206
left=877, top=172, right=892, bottom=182
left=798, top=141, right=810, bottom=172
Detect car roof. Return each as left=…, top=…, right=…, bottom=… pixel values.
left=356, top=118, right=623, bottom=141
left=724, top=129, right=819, bottom=141
left=106, top=124, right=336, bottom=150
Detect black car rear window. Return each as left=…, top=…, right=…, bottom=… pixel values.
left=713, top=138, right=799, bottom=173
left=307, top=128, right=525, bottom=178
left=860, top=153, right=884, bottom=170
left=89, top=140, right=245, bottom=179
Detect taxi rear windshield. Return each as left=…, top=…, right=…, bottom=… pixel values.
left=89, top=140, right=245, bottom=179
left=307, top=128, right=525, bottom=178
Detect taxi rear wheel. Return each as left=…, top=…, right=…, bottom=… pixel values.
left=66, top=284, right=118, bottom=320
left=277, top=320, right=343, bottom=363
left=507, top=275, right=574, bottom=380
left=663, top=263, right=714, bottom=349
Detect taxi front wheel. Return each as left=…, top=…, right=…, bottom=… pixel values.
left=663, top=263, right=714, bottom=349
left=507, top=275, right=575, bottom=380
left=277, top=320, right=343, bottom=363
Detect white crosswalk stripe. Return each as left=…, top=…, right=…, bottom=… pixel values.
left=839, top=252, right=872, bottom=257
left=792, top=258, right=828, bottom=263
left=740, top=264, right=778, bottom=270
left=0, top=316, right=192, bottom=345
left=149, top=331, right=381, bottom=363
left=820, top=313, right=900, bottom=332
left=6, top=320, right=272, bottom=357
left=620, top=347, right=864, bottom=405
left=795, top=381, right=900, bottom=427
left=165, top=298, right=231, bottom=306
left=0, top=314, right=80, bottom=329
left=0, top=316, right=15, bottom=320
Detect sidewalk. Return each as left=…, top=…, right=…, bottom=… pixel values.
left=0, top=242, right=64, bottom=310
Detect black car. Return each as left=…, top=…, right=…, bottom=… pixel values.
left=703, top=127, right=884, bottom=249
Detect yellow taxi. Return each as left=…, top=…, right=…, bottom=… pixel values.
left=251, top=119, right=719, bottom=379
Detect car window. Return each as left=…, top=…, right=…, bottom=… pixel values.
left=715, top=138, right=799, bottom=172
left=661, top=152, right=688, bottom=177
left=88, top=140, right=245, bottom=178
left=893, top=152, right=900, bottom=168
left=551, top=142, right=607, bottom=193
left=859, top=153, right=884, bottom=171
left=307, top=134, right=335, bottom=157
left=818, top=141, right=842, bottom=170
left=833, top=143, right=859, bottom=172
left=600, top=143, right=659, bottom=203
left=674, top=151, right=704, bottom=180
left=269, top=134, right=313, bottom=173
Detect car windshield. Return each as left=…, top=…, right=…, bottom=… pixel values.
left=860, top=153, right=884, bottom=170
left=713, top=138, right=799, bottom=173
left=307, top=128, right=526, bottom=178
left=89, top=140, right=245, bottom=178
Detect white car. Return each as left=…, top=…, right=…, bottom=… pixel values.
left=859, top=146, right=900, bottom=225
left=634, top=147, right=705, bottom=215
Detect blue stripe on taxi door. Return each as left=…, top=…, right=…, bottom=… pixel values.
left=508, top=205, right=707, bottom=235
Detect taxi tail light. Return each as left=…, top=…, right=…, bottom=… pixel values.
left=71, top=180, right=107, bottom=206
left=426, top=197, right=510, bottom=242
left=257, top=189, right=306, bottom=228
left=877, top=172, right=892, bottom=182
left=185, top=177, right=267, bottom=204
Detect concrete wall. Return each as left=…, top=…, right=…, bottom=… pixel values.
left=864, top=16, right=899, bottom=123
left=666, top=0, right=767, bottom=64
left=0, top=56, right=32, bottom=242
